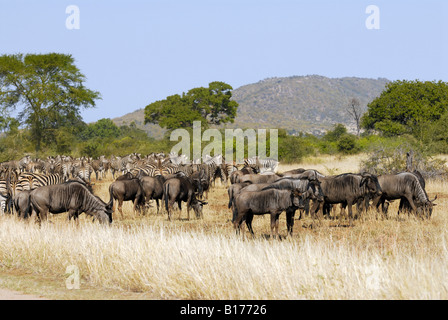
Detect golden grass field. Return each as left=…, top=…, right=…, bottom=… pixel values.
left=1, top=153, right=448, bottom=299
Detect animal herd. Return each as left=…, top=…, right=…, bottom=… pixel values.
left=0, top=153, right=438, bottom=238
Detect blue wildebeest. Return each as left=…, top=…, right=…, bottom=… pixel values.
left=108, top=177, right=146, bottom=218
left=163, top=176, right=208, bottom=221
left=29, top=181, right=112, bottom=224
left=373, top=172, right=437, bottom=219
left=319, top=172, right=382, bottom=226
left=232, top=188, right=305, bottom=239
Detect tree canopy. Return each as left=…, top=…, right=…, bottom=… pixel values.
left=0, top=53, right=101, bottom=152
left=361, top=80, right=448, bottom=139
left=144, top=81, right=238, bottom=130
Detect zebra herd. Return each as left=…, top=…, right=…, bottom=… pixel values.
left=0, top=153, right=279, bottom=216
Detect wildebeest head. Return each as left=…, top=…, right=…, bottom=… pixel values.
left=291, top=189, right=305, bottom=209
left=191, top=198, right=208, bottom=218
left=306, top=180, right=324, bottom=202
left=418, top=195, right=437, bottom=218
left=360, top=173, right=382, bottom=197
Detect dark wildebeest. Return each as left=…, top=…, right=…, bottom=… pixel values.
left=232, top=188, right=305, bottom=239
left=229, top=166, right=259, bottom=184
left=108, top=177, right=146, bottom=218
left=163, top=176, right=208, bottom=221
left=14, top=190, right=31, bottom=219
left=238, top=173, right=282, bottom=185
left=29, top=181, right=112, bottom=224
left=373, top=172, right=436, bottom=218
left=191, top=169, right=209, bottom=199
left=260, top=178, right=325, bottom=235
left=227, top=181, right=252, bottom=209
left=319, top=173, right=382, bottom=226
left=139, top=175, right=165, bottom=214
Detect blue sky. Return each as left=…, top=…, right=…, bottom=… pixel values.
left=1, top=0, right=447, bottom=123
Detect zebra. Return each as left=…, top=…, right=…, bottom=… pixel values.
left=29, top=173, right=66, bottom=190
left=73, top=161, right=93, bottom=183
left=244, top=156, right=279, bottom=174
left=0, top=179, right=11, bottom=215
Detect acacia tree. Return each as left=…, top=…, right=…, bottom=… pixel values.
left=361, top=80, right=448, bottom=139
left=144, top=81, right=238, bottom=130
left=0, top=53, right=101, bottom=152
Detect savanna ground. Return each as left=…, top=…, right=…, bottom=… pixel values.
left=1, top=154, right=448, bottom=300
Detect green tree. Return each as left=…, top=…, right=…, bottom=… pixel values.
left=0, top=53, right=101, bottom=152
left=144, top=81, right=238, bottom=130
left=80, top=118, right=121, bottom=140
left=361, top=80, right=448, bottom=139
left=323, top=124, right=348, bottom=142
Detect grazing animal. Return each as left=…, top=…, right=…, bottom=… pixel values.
left=238, top=173, right=282, bottom=185
left=319, top=173, right=382, bottom=226
left=227, top=181, right=252, bottom=209
left=29, top=181, right=112, bottom=224
left=108, top=178, right=146, bottom=218
left=233, top=188, right=305, bottom=239
left=139, top=175, right=165, bottom=214
left=260, top=178, right=325, bottom=235
left=229, top=166, right=259, bottom=184
left=373, top=172, right=436, bottom=218
left=163, top=176, right=208, bottom=221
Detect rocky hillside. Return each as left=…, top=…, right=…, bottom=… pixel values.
left=112, top=75, right=389, bottom=138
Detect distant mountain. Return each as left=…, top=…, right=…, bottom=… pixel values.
left=112, top=75, right=389, bottom=138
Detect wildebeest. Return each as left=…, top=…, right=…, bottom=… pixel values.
left=139, top=175, right=165, bottom=214
left=29, top=181, right=112, bottom=224
left=229, top=166, right=259, bottom=184
left=260, top=178, right=324, bottom=235
left=319, top=172, right=382, bottom=226
left=373, top=172, right=436, bottom=218
left=13, top=190, right=31, bottom=219
left=227, top=181, right=252, bottom=209
left=108, top=177, right=146, bottom=218
left=232, top=188, right=305, bottom=239
left=163, top=176, right=208, bottom=221
left=191, top=169, right=209, bottom=199
left=238, top=173, right=283, bottom=185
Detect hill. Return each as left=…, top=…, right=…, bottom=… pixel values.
left=112, top=75, right=389, bottom=138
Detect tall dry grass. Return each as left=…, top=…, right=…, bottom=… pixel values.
left=0, top=154, right=447, bottom=299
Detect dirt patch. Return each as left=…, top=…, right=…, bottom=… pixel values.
left=0, top=288, right=47, bottom=300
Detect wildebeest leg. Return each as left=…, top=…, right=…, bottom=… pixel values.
left=117, top=199, right=124, bottom=219
left=155, top=199, right=160, bottom=214
left=270, top=212, right=281, bottom=239
left=245, top=213, right=254, bottom=236
left=286, top=208, right=295, bottom=236
left=347, top=201, right=354, bottom=226
left=402, top=193, right=417, bottom=216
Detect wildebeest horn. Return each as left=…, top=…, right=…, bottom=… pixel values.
left=431, top=195, right=438, bottom=202
left=198, top=200, right=208, bottom=205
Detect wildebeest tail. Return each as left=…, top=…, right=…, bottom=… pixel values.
left=164, top=183, right=169, bottom=212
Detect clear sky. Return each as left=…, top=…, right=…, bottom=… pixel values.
left=1, top=0, right=447, bottom=123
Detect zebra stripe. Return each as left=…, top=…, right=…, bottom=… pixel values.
left=244, top=156, right=279, bottom=173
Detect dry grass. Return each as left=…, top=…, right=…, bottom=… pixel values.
left=1, top=154, right=448, bottom=299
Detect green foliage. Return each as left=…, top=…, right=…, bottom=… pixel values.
left=336, top=134, right=359, bottom=154
left=361, top=80, right=448, bottom=139
left=79, top=118, right=121, bottom=140
left=360, top=145, right=448, bottom=179
left=323, top=124, right=347, bottom=142
left=0, top=53, right=101, bottom=152
left=144, top=81, right=238, bottom=130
